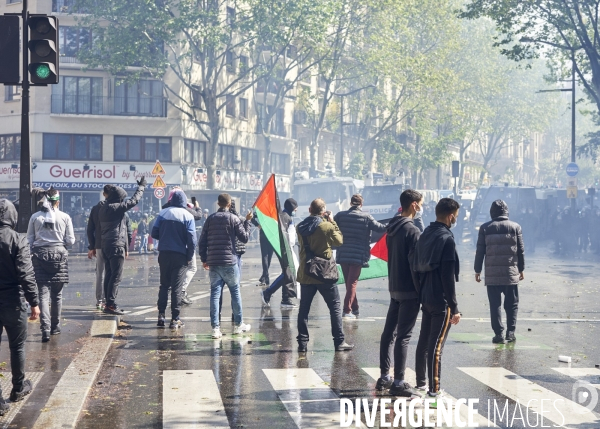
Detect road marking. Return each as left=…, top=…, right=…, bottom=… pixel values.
left=552, top=367, right=600, bottom=388
left=162, top=370, right=228, bottom=429
left=0, top=372, right=43, bottom=429
left=262, top=368, right=340, bottom=428
left=362, top=367, right=497, bottom=428
left=32, top=318, right=117, bottom=429
left=459, top=367, right=599, bottom=427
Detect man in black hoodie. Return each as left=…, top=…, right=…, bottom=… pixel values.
left=99, top=178, right=146, bottom=315
left=411, top=198, right=461, bottom=407
left=376, top=189, right=426, bottom=398
left=0, top=199, right=40, bottom=410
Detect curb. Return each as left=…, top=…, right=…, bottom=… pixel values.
left=31, top=316, right=118, bottom=429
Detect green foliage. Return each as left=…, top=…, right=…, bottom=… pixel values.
left=345, top=153, right=366, bottom=180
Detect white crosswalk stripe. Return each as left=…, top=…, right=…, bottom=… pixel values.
left=262, top=368, right=341, bottom=429
left=552, top=367, right=600, bottom=388
left=162, top=370, right=229, bottom=429
left=459, top=367, right=600, bottom=428
left=361, top=367, right=497, bottom=428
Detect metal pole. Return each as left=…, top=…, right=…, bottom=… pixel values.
left=339, top=96, right=344, bottom=175
left=18, top=0, right=31, bottom=233
left=571, top=53, right=577, bottom=210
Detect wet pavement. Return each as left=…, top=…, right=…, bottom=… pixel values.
left=2, top=238, right=600, bottom=428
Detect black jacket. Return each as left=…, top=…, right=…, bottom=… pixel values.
left=198, top=209, right=250, bottom=266
left=411, top=222, right=459, bottom=314
left=0, top=199, right=39, bottom=307
left=87, top=201, right=104, bottom=250
left=334, top=206, right=385, bottom=265
left=386, top=215, right=421, bottom=300
left=99, top=185, right=145, bottom=250
left=162, top=201, right=203, bottom=221
left=474, top=200, right=525, bottom=286
left=137, top=220, right=148, bottom=235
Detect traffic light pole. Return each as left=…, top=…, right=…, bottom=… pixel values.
left=18, top=0, right=31, bottom=233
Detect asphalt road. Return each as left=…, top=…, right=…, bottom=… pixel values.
left=2, top=237, right=600, bottom=429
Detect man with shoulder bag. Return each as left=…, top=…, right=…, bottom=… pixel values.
left=296, top=198, right=354, bottom=352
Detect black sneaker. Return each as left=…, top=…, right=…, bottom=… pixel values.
left=375, top=376, right=393, bottom=391
left=492, top=334, right=506, bottom=344
left=506, top=332, right=516, bottom=343
left=157, top=313, right=165, bottom=328
left=181, top=294, right=192, bottom=305
left=280, top=300, right=298, bottom=309
left=389, top=381, right=423, bottom=398
left=169, top=319, right=185, bottom=329
left=104, top=305, right=125, bottom=315
left=51, top=326, right=61, bottom=335
left=10, top=380, right=32, bottom=402
left=335, top=342, right=354, bottom=352
left=0, top=399, right=10, bottom=416
left=41, top=331, right=50, bottom=343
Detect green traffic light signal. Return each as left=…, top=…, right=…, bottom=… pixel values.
left=33, top=64, right=51, bottom=79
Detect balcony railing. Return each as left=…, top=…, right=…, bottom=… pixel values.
left=51, top=95, right=167, bottom=117
left=52, top=0, right=88, bottom=13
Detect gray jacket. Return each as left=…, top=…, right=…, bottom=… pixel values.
left=474, top=200, right=525, bottom=286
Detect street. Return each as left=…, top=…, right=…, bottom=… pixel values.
left=2, top=239, right=600, bottom=429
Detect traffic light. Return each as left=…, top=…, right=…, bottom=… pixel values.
left=28, top=15, right=59, bottom=85
left=0, top=16, right=20, bottom=84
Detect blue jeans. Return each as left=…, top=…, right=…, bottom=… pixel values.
left=210, top=264, right=242, bottom=328
left=139, top=234, right=148, bottom=254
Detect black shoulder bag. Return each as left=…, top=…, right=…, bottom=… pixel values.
left=302, top=236, right=339, bottom=284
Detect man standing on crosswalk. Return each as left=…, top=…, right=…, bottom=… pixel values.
left=411, top=198, right=461, bottom=407
left=474, top=199, right=524, bottom=344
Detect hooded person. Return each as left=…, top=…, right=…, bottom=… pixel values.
left=259, top=198, right=300, bottom=309
left=152, top=189, right=197, bottom=328
left=99, top=177, right=146, bottom=315
left=0, top=199, right=40, bottom=410
left=474, top=199, right=525, bottom=344
left=26, top=188, right=75, bottom=342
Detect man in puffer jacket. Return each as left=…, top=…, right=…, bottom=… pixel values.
left=0, top=199, right=40, bottom=410
left=27, top=189, right=75, bottom=342
left=334, top=194, right=385, bottom=318
left=475, top=199, right=524, bottom=344
left=99, top=177, right=146, bottom=315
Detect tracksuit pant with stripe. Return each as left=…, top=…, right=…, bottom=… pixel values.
left=420, top=302, right=452, bottom=394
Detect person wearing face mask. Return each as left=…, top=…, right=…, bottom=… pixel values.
left=410, top=198, right=461, bottom=408
left=474, top=199, right=524, bottom=345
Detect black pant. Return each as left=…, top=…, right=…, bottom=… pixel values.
left=379, top=298, right=427, bottom=384
left=297, top=283, right=344, bottom=347
left=157, top=251, right=189, bottom=320
left=421, top=303, right=452, bottom=393
left=103, top=247, right=125, bottom=307
left=264, top=253, right=295, bottom=302
left=487, top=285, right=519, bottom=336
left=259, top=231, right=273, bottom=283
left=0, top=301, right=29, bottom=396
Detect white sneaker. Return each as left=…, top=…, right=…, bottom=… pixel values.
left=233, top=323, right=251, bottom=334
left=342, top=313, right=356, bottom=319
left=212, top=327, right=222, bottom=339
left=416, top=384, right=429, bottom=395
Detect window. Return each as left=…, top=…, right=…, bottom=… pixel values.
left=271, top=153, right=290, bottom=174
left=218, top=144, right=235, bottom=169
left=184, top=139, right=206, bottom=165
left=7, top=0, right=21, bottom=4
left=59, top=26, right=91, bottom=58
left=227, top=7, right=236, bottom=26
left=274, top=108, right=286, bottom=137
left=241, top=148, right=259, bottom=172
left=51, top=76, right=103, bottom=114
left=0, top=134, right=21, bottom=161
left=239, top=55, right=248, bottom=73
left=191, top=87, right=204, bottom=109
left=4, top=86, right=20, bottom=101
left=114, top=80, right=165, bottom=117
left=114, top=136, right=171, bottom=162
left=239, top=97, right=248, bottom=119
left=226, top=51, right=234, bottom=74
left=43, top=134, right=102, bottom=160
left=226, top=95, right=235, bottom=117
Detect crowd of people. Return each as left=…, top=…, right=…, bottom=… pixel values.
left=0, top=180, right=529, bottom=413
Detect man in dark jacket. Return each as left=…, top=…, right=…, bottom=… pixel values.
left=296, top=198, right=354, bottom=352
left=334, top=194, right=385, bottom=318
left=99, top=177, right=146, bottom=315
left=256, top=220, right=274, bottom=286
left=198, top=193, right=252, bottom=339
left=152, top=190, right=197, bottom=329
left=260, top=198, right=299, bottom=308
left=0, top=199, right=40, bottom=410
left=475, top=199, right=525, bottom=344
left=137, top=215, right=149, bottom=254
left=377, top=189, right=426, bottom=398
left=411, top=198, right=461, bottom=407
left=87, top=185, right=113, bottom=310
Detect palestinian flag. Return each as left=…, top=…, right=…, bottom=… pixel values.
left=253, top=175, right=297, bottom=294
left=337, top=233, right=389, bottom=283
